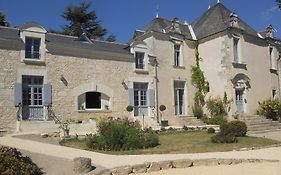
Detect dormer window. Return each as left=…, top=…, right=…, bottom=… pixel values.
left=174, top=44, right=181, bottom=66
left=135, top=52, right=145, bottom=69
left=25, top=37, right=41, bottom=59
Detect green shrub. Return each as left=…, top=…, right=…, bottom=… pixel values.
left=207, top=127, right=215, bottom=133
left=211, top=134, right=238, bottom=143
left=206, top=97, right=227, bottom=117
left=220, top=121, right=247, bottom=137
left=86, top=117, right=159, bottom=151
left=0, top=146, right=43, bottom=175
left=143, top=131, right=159, bottom=148
left=256, top=99, right=280, bottom=121
left=192, top=104, right=204, bottom=119
left=202, top=116, right=227, bottom=125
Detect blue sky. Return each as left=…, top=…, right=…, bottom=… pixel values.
left=0, top=0, right=280, bottom=42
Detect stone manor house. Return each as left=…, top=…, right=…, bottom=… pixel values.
left=0, top=3, right=281, bottom=133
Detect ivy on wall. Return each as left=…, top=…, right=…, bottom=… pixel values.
left=191, top=44, right=209, bottom=106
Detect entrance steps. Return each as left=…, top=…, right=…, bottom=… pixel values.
left=239, top=115, right=281, bottom=134
left=173, top=116, right=205, bottom=126
left=134, top=116, right=161, bottom=130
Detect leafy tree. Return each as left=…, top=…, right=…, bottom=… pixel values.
left=0, top=12, right=10, bottom=27
left=62, top=2, right=116, bottom=41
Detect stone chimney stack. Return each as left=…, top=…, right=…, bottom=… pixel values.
left=229, top=12, right=239, bottom=28
left=265, top=24, right=274, bottom=38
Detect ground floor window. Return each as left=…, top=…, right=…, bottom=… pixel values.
left=78, top=91, right=110, bottom=110
left=174, top=81, right=185, bottom=115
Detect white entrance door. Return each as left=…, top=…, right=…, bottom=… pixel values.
left=22, top=76, right=44, bottom=120
left=134, top=83, right=148, bottom=116
left=236, top=90, right=244, bottom=113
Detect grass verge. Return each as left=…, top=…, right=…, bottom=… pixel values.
left=60, top=131, right=280, bottom=155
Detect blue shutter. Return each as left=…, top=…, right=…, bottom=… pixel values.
left=147, top=89, right=155, bottom=107
left=128, top=88, right=134, bottom=106
left=43, top=84, right=52, bottom=106
left=14, top=83, right=22, bottom=106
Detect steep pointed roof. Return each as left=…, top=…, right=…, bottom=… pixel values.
left=192, top=3, right=257, bottom=39
left=142, top=17, right=193, bottom=40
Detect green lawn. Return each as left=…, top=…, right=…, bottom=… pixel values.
left=60, top=131, right=280, bottom=155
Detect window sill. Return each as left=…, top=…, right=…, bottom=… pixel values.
left=78, top=109, right=112, bottom=113
left=232, top=62, right=247, bottom=69
left=134, top=69, right=149, bottom=74
left=270, top=68, right=278, bottom=74
left=173, top=65, right=185, bottom=69
left=23, top=58, right=45, bottom=65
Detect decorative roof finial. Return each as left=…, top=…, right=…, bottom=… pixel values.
left=208, top=0, right=211, bottom=9
left=156, top=4, right=159, bottom=18
left=217, top=0, right=220, bottom=3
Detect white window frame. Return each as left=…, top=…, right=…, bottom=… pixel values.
left=269, top=47, right=276, bottom=70
left=233, top=36, right=240, bottom=63
left=135, top=52, right=145, bottom=69
left=174, top=44, right=181, bottom=67
left=25, top=37, right=41, bottom=59
left=174, top=81, right=186, bottom=115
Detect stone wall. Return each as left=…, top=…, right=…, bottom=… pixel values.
left=0, top=47, right=140, bottom=132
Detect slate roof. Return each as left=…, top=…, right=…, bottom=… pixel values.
left=0, top=26, right=130, bottom=54
left=192, top=3, right=258, bottom=39
left=142, top=17, right=193, bottom=40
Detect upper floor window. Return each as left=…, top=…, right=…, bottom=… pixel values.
left=135, top=52, right=145, bottom=69
left=174, top=44, right=181, bottom=66
left=233, top=37, right=240, bottom=63
left=25, top=37, right=41, bottom=59
left=269, top=47, right=275, bottom=69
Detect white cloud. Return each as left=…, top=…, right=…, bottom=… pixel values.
left=261, top=6, right=279, bottom=21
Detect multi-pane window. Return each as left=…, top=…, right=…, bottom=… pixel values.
left=22, top=76, right=43, bottom=106
left=233, top=38, right=240, bottom=63
left=174, top=44, right=181, bottom=66
left=135, top=52, right=145, bottom=69
left=25, top=37, right=41, bottom=59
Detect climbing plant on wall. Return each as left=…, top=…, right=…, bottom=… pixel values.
left=191, top=44, right=209, bottom=106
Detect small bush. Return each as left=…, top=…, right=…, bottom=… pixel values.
left=207, top=127, right=215, bottom=133
left=0, top=146, right=43, bottom=175
left=256, top=99, right=280, bottom=121
left=220, top=121, right=247, bottom=137
left=192, top=105, right=204, bottom=119
left=211, top=134, right=238, bottom=143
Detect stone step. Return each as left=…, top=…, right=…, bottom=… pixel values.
left=240, top=115, right=281, bottom=134
left=248, top=128, right=281, bottom=134
left=247, top=125, right=281, bottom=130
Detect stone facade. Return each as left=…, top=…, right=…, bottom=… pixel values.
left=0, top=3, right=281, bottom=133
